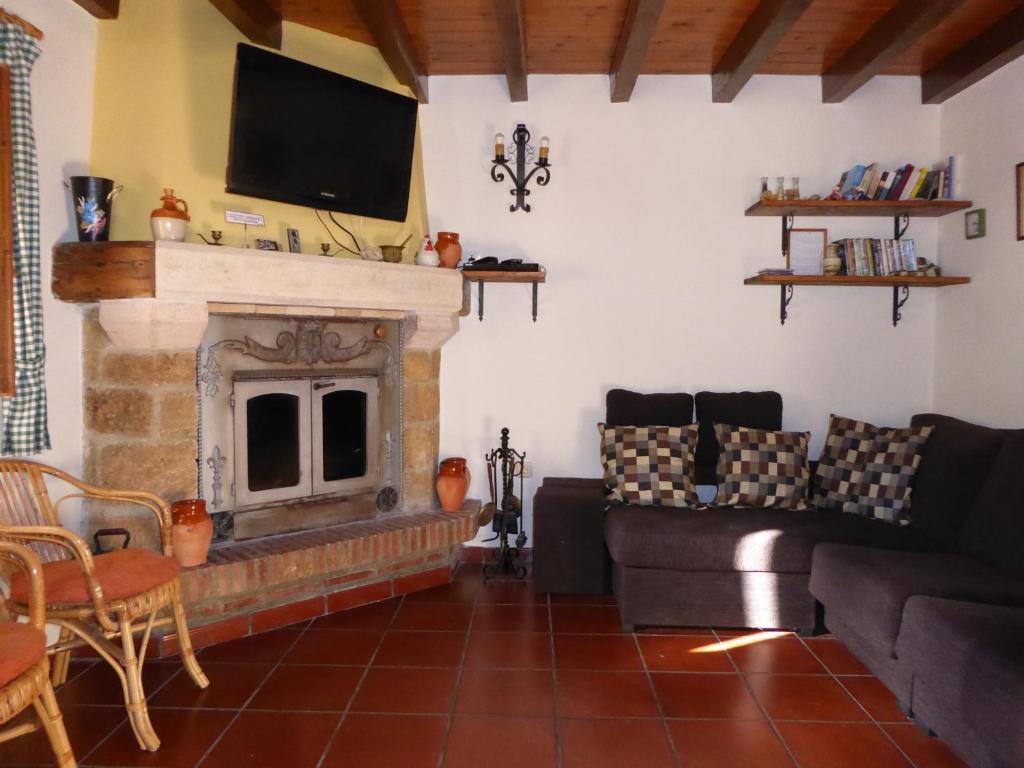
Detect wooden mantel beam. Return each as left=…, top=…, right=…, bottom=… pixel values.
left=72, top=0, right=119, bottom=19
left=208, top=0, right=281, bottom=49
left=353, top=0, right=428, bottom=104
left=609, top=0, right=668, bottom=103
left=922, top=5, right=1024, bottom=104
left=493, top=0, right=528, bottom=102
left=821, top=0, right=962, bottom=103
left=712, top=0, right=812, bottom=103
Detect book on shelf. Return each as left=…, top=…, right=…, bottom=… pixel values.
left=757, top=268, right=794, bottom=276
left=828, top=159, right=962, bottom=201
left=830, top=238, right=917, bottom=276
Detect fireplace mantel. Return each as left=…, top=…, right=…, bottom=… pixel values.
left=53, top=241, right=466, bottom=351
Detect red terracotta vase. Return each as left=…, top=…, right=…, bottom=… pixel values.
left=171, top=499, right=213, bottom=568
left=436, top=457, right=471, bottom=513
left=435, top=232, right=462, bottom=269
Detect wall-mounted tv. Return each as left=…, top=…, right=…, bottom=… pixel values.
left=226, top=44, right=418, bottom=222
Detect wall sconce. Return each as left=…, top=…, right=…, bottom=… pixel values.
left=490, top=123, right=551, bottom=213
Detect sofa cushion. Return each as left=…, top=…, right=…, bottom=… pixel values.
left=897, top=597, right=1024, bottom=768
left=809, top=544, right=1024, bottom=656
left=713, top=424, right=810, bottom=510
left=0, top=622, right=46, bottom=688
left=694, top=391, right=783, bottom=486
left=958, top=431, right=1024, bottom=579
left=9, top=548, right=181, bottom=605
left=846, top=425, right=932, bottom=525
left=605, top=388, right=694, bottom=429
left=605, top=505, right=926, bottom=574
left=599, top=423, right=699, bottom=507
left=909, top=413, right=1006, bottom=549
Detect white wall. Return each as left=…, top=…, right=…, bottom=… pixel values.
left=3, top=1, right=96, bottom=474
left=422, top=74, right=943, bottom=542
left=934, top=56, right=1024, bottom=427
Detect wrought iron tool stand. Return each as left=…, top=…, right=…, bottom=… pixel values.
left=482, top=427, right=528, bottom=579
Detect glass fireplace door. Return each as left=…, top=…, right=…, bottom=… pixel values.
left=311, top=376, right=379, bottom=496
left=233, top=379, right=312, bottom=508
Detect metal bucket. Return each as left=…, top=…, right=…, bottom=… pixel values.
left=65, top=176, right=122, bottom=242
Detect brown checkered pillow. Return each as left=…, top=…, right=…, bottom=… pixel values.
left=713, top=424, right=810, bottom=510
left=812, top=414, right=932, bottom=524
left=598, top=423, right=699, bottom=507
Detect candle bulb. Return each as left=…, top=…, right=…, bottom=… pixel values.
left=539, top=136, right=550, bottom=163
left=494, top=133, right=505, bottom=161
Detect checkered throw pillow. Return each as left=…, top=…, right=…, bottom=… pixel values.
left=713, top=424, right=811, bottom=510
left=812, top=415, right=932, bottom=524
left=599, top=423, right=699, bottom=507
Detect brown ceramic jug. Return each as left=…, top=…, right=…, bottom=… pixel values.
left=435, top=232, right=462, bottom=269
left=436, top=457, right=471, bottom=513
left=171, top=499, right=213, bottom=567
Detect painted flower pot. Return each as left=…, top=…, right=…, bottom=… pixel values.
left=436, top=457, right=471, bottom=513
left=171, top=498, right=213, bottom=568
left=66, top=176, right=121, bottom=242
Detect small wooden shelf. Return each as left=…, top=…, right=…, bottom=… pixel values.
left=744, top=273, right=970, bottom=327
left=461, top=268, right=546, bottom=321
left=743, top=274, right=970, bottom=287
left=745, top=199, right=973, bottom=218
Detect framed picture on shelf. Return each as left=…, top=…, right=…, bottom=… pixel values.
left=1017, top=162, right=1024, bottom=241
left=965, top=208, right=986, bottom=240
left=787, top=228, right=827, bottom=275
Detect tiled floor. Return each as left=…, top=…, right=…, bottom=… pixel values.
left=0, top=564, right=968, bottom=768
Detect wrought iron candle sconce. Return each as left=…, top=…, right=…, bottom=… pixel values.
left=490, top=123, right=551, bottom=213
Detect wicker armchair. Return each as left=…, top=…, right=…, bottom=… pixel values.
left=0, top=460, right=208, bottom=752
left=0, top=541, right=75, bottom=767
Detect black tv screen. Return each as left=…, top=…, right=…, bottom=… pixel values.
left=226, top=44, right=418, bottom=222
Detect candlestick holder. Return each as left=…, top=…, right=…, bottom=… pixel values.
left=490, top=123, right=551, bottom=213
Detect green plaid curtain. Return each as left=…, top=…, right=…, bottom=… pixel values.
left=0, top=23, right=48, bottom=455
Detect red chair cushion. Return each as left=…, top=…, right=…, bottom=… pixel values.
left=0, top=623, right=46, bottom=688
left=9, top=548, right=181, bottom=606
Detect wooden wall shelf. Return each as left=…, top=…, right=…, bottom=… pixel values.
left=461, top=269, right=546, bottom=321
left=745, top=199, right=973, bottom=218
left=745, top=273, right=970, bottom=326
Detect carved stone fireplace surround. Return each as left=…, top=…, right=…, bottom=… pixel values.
left=64, top=240, right=479, bottom=647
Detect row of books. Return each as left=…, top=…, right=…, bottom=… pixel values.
left=831, top=156, right=963, bottom=201
left=832, top=238, right=917, bottom=277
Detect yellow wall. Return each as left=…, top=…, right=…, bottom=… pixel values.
left=90, top=0, right=428, bottom=259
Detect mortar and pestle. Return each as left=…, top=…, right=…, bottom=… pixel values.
left=380, top=234, right=412, bottom=263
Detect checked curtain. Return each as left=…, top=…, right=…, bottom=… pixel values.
left=0, top=21, right=49, bottom=454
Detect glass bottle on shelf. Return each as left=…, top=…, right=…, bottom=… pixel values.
left=760, top=176, right=769, bottom=198
left=786, top=177, right=800, bottom=200
left=775, top=176, right=785, bottom=199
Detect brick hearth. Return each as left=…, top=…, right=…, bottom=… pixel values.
left=158, top=505, right=479, bottom=656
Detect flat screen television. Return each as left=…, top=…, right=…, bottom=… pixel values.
left=226, top=44, right=418, bottom=222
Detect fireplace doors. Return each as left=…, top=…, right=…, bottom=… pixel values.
left=232, top=374, right=379, bottom=509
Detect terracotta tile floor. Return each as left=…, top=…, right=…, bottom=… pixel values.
left=0, top=564, right=968, bottom=768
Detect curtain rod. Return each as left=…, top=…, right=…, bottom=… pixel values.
left=0, top=9, right=43, bottom=40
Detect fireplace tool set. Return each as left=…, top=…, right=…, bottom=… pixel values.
left=481, top=427, right=528, bottom=579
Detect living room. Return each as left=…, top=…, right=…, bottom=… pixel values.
left=0, top=0, right=1021, bottom=767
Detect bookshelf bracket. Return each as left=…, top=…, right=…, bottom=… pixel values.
left=781, top=215, right=794, bottom=257
left=894, top=215, right=910, bottom=240
left=780, top=283, right=794, bottom=325
left=892, top=285, right=910, bottom=327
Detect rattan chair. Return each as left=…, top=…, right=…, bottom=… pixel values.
left=0, top=541, right=75, bottom=767
left=0, top=460, right=209, bottom=752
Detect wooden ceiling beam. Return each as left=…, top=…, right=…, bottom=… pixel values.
left=609, top=0, right=668, bottom=103
left=922, top=5, right=1024, bottom=104
left=72, top=0, right=119, bottom=19
left=353, top=0, right=428, bottom=104
left=711, top=0, right=812, bottom=103
left=493, top=0, right=528, bottom=102
left=208, top=0, right=281, bottom=49
left=821, top=0, right=963, bottom=103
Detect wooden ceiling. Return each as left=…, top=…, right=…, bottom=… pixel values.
left=79, top=0, right=1024, bottom=104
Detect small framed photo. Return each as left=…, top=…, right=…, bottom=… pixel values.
left=255, top=238, right=280, bottom=251
left=965, top=208, right=986, bottom=239
left=1017, top=162, right=1024, bottom=241
left=787, top=228, right=828, bottom=275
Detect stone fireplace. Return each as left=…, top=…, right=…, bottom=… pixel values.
left=67, top=240, right=478, bottom=646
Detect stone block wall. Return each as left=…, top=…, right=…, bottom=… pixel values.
left=402, top=349, right=441, bottom=511
left=82, top=309, right=199, bottom=549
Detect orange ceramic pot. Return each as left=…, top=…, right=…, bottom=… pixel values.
left=436, top=457, right=470, bottom=513
left=171, top=499, right=213, bottom=567
left=435, top=232, right=462, bottom=269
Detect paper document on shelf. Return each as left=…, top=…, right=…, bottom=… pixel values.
left=788, top=234, right=824, bottom=275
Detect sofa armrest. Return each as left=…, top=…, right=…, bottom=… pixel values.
left=541, top=476, right=606, bottom=490
left=533, top=480, right=611, bottom=595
